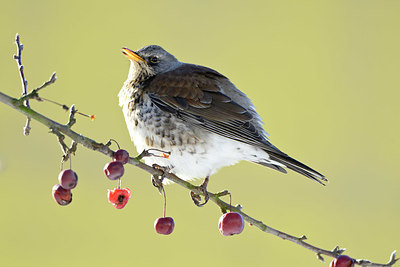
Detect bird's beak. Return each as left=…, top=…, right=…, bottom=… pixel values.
left=122, top=47, right=145, bottom=62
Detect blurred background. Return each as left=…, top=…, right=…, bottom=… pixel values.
left=0, top=0, right=399, bottom=266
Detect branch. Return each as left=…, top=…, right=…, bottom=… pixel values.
left=0, top=90, right=397, bottom=267
left=0, top=91, right=113, bottom=157
left=0, top=35, right=397, bottom=266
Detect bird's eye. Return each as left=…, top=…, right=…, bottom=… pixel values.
left=150, top=56, right=159, bottom=64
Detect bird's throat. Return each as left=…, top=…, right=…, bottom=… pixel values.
left=119, top=62, right=152, bottom=109
left=127, top=61, right=155, bottom=86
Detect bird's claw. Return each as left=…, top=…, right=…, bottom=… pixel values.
left=190, top=176, right=210, bottom=207
left=151, top=164, right=169, bottom=194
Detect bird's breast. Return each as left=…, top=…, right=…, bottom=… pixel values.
left=121, top=92, right=204, bottom=153
left=119, top=90, right=269, bottom=181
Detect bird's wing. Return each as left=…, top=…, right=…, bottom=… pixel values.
left=143, top=64, right=327, bottom=184
left=142, top=63, right=277, bottom=152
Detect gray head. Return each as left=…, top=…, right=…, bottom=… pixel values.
left=122, top=45, right=181, bottom=76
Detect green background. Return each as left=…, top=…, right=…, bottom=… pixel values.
left=0, top=1, right=399, bottom=266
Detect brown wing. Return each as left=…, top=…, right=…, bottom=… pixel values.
left=143, top=64, right=326, bottom=183
left=143, top=64, right=252, bottom=120
left=142, top=63, right=275, bottom=150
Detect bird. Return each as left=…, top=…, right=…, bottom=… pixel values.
left=119, top=45, right=326, bottom=190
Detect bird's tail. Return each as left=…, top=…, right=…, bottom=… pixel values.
left=258, top=150, right=327, bottom=185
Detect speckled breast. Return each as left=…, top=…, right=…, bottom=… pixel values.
left=125, top=93, right=204, bottom=155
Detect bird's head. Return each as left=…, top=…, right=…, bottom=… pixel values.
left=122, top=45, right=181, bottom=83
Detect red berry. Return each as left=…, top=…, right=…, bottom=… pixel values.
left=330, top=255, right=355, bottom=267
left=154, top=217, right=175, bottom=235
left=104, top=161, right=124, bottom=180
left=113, top=149, right=130, bottom=164
left=52, top=184, right=72, bottom=206
left=58, top=169, right=78, bottom=189
left=107, top=188, right=131, bottom=209
left=218, top=212, right=244, bottom=236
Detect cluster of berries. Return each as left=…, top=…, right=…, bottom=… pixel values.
left=104, top=149, right=176, bottom=234
left=104, top=149, right=129, bottom=180
left=49, top=156, right=354, bottom=264
left=104, top=149, right=131, bottom=209
left=52, top=169, right=78, bottom=205
left=51, top=147, right=245, bottom=237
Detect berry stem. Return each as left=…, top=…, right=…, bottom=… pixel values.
left=229, top=193, right=232, bottom=211
left=162, top=186, right=167, bottom=218
left=108, top=139, right=121, bottom=150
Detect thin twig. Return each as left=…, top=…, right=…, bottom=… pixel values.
left=64, top=141, right=78, bottom=163
left=14, top=34, right=28, bottom=97
left=36, top=72, right=57, bottom=91
left=17, top=72, right=57, bottom=105
left=67, top=104, right=77, bottom=128
left=14, top=33, right=31, bottom=135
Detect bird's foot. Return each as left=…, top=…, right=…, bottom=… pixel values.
left=151, top=164, right=170, bottom=194
left=191, top=176, right=210, bottom=207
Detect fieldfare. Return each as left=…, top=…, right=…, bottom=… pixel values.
left=119, top=45, right=326, bottom=187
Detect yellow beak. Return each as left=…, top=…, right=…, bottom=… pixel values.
left=122, top=47, right=145, bottom=62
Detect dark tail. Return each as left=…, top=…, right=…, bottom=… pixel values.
left=259, top=151, right=327, bottom=185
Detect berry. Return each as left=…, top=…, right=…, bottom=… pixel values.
left=330, top=255, right=355, bottom=267
left=218, top=212, right=244, bottom=236
left=104, top=161, right=124, bottom=180
left=52, top=184, right=72, bottom=206
left=113, top=149, right=129, bottom=164
left=154, top=217, right=175, bottom=235
left=107, top=188, right=131, bottom=209
left=58, top=169, right=78, bottom=189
